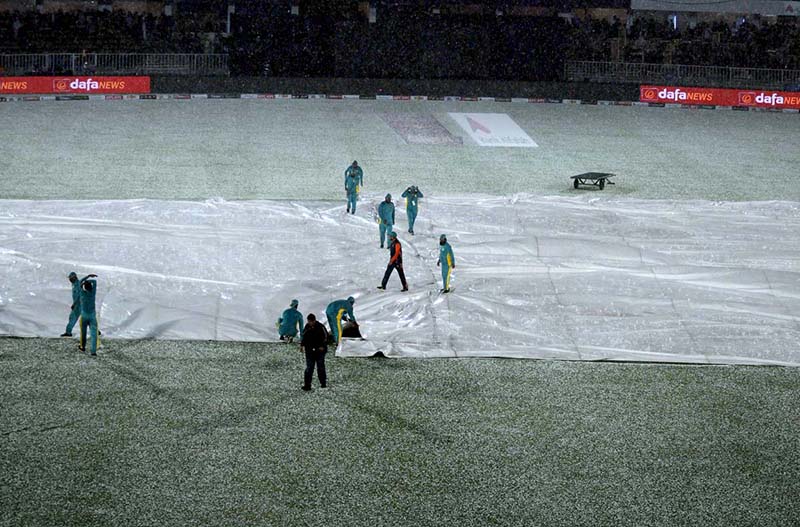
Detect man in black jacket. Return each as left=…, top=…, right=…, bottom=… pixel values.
left=300, top=313, right=329, bottom=391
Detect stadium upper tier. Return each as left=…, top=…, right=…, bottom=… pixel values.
left=1, top=6, right=797, bottom=79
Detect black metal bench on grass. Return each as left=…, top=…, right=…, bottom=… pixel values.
left=571, top=172, right=615, bottom=190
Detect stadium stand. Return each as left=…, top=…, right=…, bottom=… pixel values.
left=0, top=0, right=798, bottom=78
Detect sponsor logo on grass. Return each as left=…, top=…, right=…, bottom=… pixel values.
left=381, top=113, right=462, bottom=146
left=449, top=113, right=537, bottom=148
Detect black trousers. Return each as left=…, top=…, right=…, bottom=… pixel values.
left=381, top=263, right=408, bottom=289
left=304, top=349, right=327, bottom=387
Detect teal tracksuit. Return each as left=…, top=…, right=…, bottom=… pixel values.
left=401, top=187, right=423, bottom=234
left=79, top=276, right=98, bottom=355
left=278, top=307, right=304, bottom=338
left=345, top=174, right=359, bottom=213
left=325, top=299, right=356, bottom=344
left=65, top=279, right=81, bottom=334
left=378, top=200, right=395, bottom=247
left=438, top=242, right=455, bottom=291
left=344, top=165, right=363, bottom=189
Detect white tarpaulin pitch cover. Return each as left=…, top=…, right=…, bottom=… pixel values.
left=1, top=194, right=798, bottom=365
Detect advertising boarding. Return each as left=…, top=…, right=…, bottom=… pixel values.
left=0, top=76, right=151, bottom=94
left=640, top=85, right=800, bottom=110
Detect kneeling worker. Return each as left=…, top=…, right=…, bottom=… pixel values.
left=277, top=299, right=304, bottom=343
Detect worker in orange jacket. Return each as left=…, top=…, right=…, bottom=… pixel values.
left=377, top=232, right=408, bottom=292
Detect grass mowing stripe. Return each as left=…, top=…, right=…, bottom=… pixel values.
left=1, top=337, right=798, bottom=527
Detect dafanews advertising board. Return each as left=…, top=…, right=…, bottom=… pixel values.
left=640, top=85, right=800, bottom=110
left=449, top=113, right=538, bottom=147
left=0, top=76, right=151, bottom=94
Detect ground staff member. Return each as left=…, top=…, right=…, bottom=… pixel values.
left=61, top=271, right=81, bottom=337
left=344, top=161, right=363, bottom=213
left=78, top=274, right=99, bottom=356
left=401, top=185, right=423, bottom=235
left=344, top=161, right=364, bottom=192
left=345, top=171, right=359, bottom=214
left=377, top=232, right=408, bottom=291
left=377, top=194, right=395, bottom=248
left=437, top=234, right=455, bottom=293
left=325, top=296, right=357, bottom=345
left=278, top=299, right=304, bottom=342
left=300, top=313, right=328, bottom=391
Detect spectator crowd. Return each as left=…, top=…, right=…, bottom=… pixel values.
left=569, top=14, right=800, bottom=71
left=1, top=2, right=798, bottom=79
left=0, top=8, right=222, bottom=55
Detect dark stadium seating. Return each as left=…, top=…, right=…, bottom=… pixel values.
left=0, top=1, right=798, bottom=79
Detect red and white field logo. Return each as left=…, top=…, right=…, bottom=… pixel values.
left=738, top=92, right=756, bottom=105
left=448, top=113, right=537, bottom=148
left=642, top=88, right=657, bottom=100
left=466, top=116, right=491, bottom=134
left=53, top=78, right=71, bottom=92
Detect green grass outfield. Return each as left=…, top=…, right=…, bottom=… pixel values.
left=2, top=338, right=798, bottom=526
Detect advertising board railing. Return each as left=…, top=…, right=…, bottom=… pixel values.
left=640, top=85, right=800, bottom=110
left=0, top=53, right=228, bottom=76
left=566, top=61, right=800, bottom=90
left=0, top=76, right=151, bottom=94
